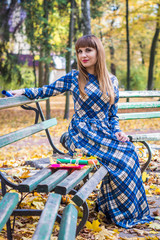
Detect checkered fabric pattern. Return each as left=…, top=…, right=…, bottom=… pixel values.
left=24, top=70, right=153, bottom=228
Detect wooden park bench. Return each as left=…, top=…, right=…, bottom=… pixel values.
left=0, top=90, right=159, bottom=239
left=118, top=90, right=160, bottom=172
left=0, top=96, right=108, bottom=240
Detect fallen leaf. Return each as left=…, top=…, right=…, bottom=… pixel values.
left=153, top=210, right=160, bottom=216
left=149, top=222, right=160, bottom=230
left=86, top=220, right=102, bottom=232
left=142, top=172, right=149, bottom=182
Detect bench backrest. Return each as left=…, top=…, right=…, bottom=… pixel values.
left=118, top=90, right=160, bottom=120
left=0, top=96, right=57, bottom=148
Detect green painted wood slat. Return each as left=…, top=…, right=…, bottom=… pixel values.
left=18, top=168, right=52, bottom=192
left=0, top=95, right=47, bottom=110
left=0, top=193, right=19, bottom=232
left=37, top=169, right=69, bottom=193
left=119, top=90, right=160, bottom=98
left=72, top=166, right=108, bottom=207
left=118, top=111, right=160, bottom=120
left=32, top=193, right=61, bottom=240
left=0, top=118, right=57, bottom=148
left=58, top=204, right=78, bottom=240
left=54, top=167, right=93, bottom=195
left=118, top=101, right=160, bottom=109
left=130, top=133, right=160, bottom=142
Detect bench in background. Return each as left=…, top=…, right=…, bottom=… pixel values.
left=118, top=90, right=160, bottom=172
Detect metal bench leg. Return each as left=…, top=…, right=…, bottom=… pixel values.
left=139, top=141, right=152, bottom=173
left=130, top=139, right=152, bottom=173
left=6, top=220, right=12, bottom=240
left=76, top=201, right=89, bottom=236
left=69, top=189, right=89, bottom=236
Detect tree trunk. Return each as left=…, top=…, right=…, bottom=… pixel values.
left=38, top=49, right=44, bottom=87
left=126, top=0, right=130, bottom=91
left=109, top=44, right=116, bottom=75
left=148, top=4, right=160, bottom=90
left=139, top=41, right=145, bottom=65
left=64, top=0, right=75, bottom=120
left=43, top=0, right=51, bottom=119
left=81, top=0, right=91, bottom=35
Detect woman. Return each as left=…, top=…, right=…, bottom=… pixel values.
left=11, top=35, right=153, bottom=228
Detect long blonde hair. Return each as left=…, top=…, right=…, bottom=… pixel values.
left=75, top=35, right=114, bottom=104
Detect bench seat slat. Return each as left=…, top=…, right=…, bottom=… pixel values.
left=72, top=166, right=108, bottom=206
left=0, top=118, right=57, bottom=148
left=32, top=193, right=61, bottom=240
left=0, top=193, right=19, bottom=231
left=54, top=167, right=93, bottom=195
left=58, top=204, right=78, bottom=240
left=37, top=169, right=69, bottom=193
left=119, top=90, right=160, bottom=98
left=18, top=168, right=52, bottom=192
left=118, top=111, right=160, bottom=120
left=0, top=96, right=47, bottom=109
left=130, top=133, right=160, bottom=142
left=118, top=101, right=160, bottom=109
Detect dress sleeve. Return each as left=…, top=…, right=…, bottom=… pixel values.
left=24, top=71, right=74, bottom=99
left=108, top=76, right=121, bottom=133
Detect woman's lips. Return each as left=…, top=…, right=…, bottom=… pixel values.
left=82, top=60, right=88, bottom=63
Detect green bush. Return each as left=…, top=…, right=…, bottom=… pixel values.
left=116, top=66, right=148, bottom=90
left=0, top=64, right=35, bottom=96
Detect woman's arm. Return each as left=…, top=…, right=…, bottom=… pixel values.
left=11, top=71, right=74, bottom=99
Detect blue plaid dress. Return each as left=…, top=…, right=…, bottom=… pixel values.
left=24, top=70, right=153, bottom=228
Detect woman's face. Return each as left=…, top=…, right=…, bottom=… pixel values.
left=77, top=47, right=97, bottom=74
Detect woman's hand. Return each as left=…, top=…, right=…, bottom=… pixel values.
left=115, top=131, right=129, bottom=142
left=10, top=89, right=25, bottom=97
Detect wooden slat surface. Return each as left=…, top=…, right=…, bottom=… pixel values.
left=72, top=166, right=108, bottom=206
left=0, top=95, right=47, bottom=109
left=119, top=90, right=160, bottom=98
left=54, top=167, right=92, bottom=195
left=37, top=169, right=69, bottom=193
left=0, top=118, right=57, bottom=148
left=118, top=111, right=160, bottom=120
left=130, top=133, right=160, bottom=142
left=18, top=168, right=52, bottom=192
left=0, top=193, right=19, bottom=231
left=58, top=204, right=78, bottom=240
left=32, top=193, right=61, bottom=240
left=118, top=101, right=160, bottom=109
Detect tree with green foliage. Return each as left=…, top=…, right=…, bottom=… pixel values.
left=148, top=3, right=160, bottom=90
left=0, top=0, right=24, bottom=90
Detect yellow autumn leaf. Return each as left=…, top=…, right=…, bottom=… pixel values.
left=149, top=230, right=159, bottom=234
left=32, top=201, right=44, bottom=210
left=149, top=222, right=160, bottom=230
left=154, top=188, right=160, bottom=195
left=142, top=171, right=149, bottom=182
left=86, top=219, right=102, bottom=232
left=20, top=170, right=31, bottom=179
left=95, top=226, right=119, bottom=240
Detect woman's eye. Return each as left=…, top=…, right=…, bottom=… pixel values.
left=86, top=48, right=91, bottom=52
left=77, top=50, right=82, bottom=54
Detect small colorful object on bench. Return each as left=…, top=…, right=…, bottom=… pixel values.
left=1, top=90, right=13, bottom=97
left=56, top=158, right=98, bottom=165
left=49, top=163, right=86, bottom=169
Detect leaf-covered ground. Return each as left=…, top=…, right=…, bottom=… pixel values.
left=0, top=95, right=160, bottom=240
